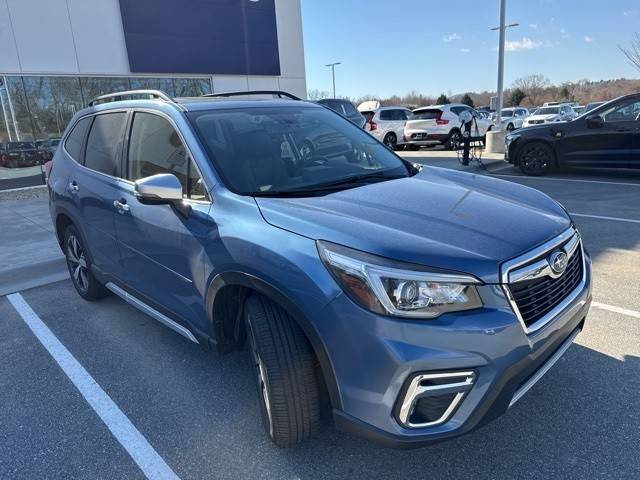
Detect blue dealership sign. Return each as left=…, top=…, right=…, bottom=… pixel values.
left=118, top=0, right=281, bottom=75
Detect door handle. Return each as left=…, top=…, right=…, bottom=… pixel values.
left=113, top=199, right=130, bottom=214
left=69, top=181, right=79, bottom=193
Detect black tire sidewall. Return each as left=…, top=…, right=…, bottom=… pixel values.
left=518, top=142, right=554, bottom=176
left=63, top=225, right=109, bottom=300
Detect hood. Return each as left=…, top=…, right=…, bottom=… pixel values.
left=255, top=168, right=571, bottom=283
left=527, top=114, right=559, bottom=122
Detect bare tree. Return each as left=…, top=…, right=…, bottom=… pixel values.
left=619, top=33, right=640, bottom=73
left=512, top=74, right=550, bottom=106
left=306, top=89, right=332, bottom=100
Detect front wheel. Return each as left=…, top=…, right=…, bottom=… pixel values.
left=244, top=295, right=320, bottom=447
left=517, top=142, right=555, bottom=176
left=506, top=123, right=515, bottom=132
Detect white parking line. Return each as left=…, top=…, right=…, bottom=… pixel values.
left=592, top=301, right=640, bottom=319
left=7, top=293, right=180, bottom=480
left=489, top=173, right=640, bottom=187
left=569, top=213, right=640, bottom=225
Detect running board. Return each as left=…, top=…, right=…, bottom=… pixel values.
left=105, top=282, right=199, bottom=344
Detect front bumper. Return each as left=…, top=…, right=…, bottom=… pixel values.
left=315, top=253, right=592, bottom=448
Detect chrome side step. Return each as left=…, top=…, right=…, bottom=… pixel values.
left=105, top=282, right=199, bottom=344
left=509, top=328, right=580, bottom=408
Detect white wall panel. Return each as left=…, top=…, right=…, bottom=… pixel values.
left=7, top=0, right=78, bottom=73
left=247, top=76, right=280, bottom=91
left=67, top=0, right=129, bottom=74
left=213, top=75, right=249, bottom=93
left=278, top=77, right=307, bottom=99
left=275, top=0, right=306, bottom=79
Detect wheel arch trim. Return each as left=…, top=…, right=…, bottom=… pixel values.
left=205, top=270, right=342, bottom=409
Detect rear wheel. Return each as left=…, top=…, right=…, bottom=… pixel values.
left=506, top=123, right=515, bottom=132
left=517, top=141, right=555, bottom=176
left=63, top=225, right=110, bottom=300
left=244, top=295, right=320, bottom=447
left=383, top=132, right=398, bottom=150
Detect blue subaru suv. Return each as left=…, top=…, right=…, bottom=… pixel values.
left=48, top=90, right=591, bottom=448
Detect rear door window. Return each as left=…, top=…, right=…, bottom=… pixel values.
left=379, top=110, right=394, bottom=121
left=64, top=117, right=92, bottom=162
left=84, top=112, right=127, bottom=176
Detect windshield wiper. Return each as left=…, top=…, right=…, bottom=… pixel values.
left=252, top=171, right=408, bottom=197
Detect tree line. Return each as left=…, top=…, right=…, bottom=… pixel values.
left=308, top=76, right=640, bottom=110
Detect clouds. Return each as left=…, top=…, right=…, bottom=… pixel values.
left=505, top=37, right=543, bottom=51
left=443, top=33, right=461, bottom=43
left=459, top=48, right=471, bottom=53
left=584, top=35, right=593, bottom=43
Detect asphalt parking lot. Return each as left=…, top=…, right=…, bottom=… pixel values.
left=1, top=151, right=639, bottom=480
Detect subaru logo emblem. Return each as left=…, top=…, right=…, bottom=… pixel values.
left=549, top=250, right=568, bottom=275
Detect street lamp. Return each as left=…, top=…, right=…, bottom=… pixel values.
left=491, top=0, right=519, bottom=131
left=325, top=62, right=341, bottom=98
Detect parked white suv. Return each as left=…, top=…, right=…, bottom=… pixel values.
left=523, top=104, right=577, bottom=127
left=493, top=107, right=530, bottom=131
left=358, top=102, right=413, bottom=150
left=404, top=104, right=494, bottom=150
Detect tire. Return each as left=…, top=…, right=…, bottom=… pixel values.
left=446, top=130, right=461, bottom=150
left=517, top=141, right=555, bottom=176
left=407, top=144, right=421, bottom=151
left=63, top=225, right=110, bottom=300
left=244, top=294, right=320, bottom=447
left=506, top=123, right=515, bottom=132
left=383, top=133, right=398, bottom=150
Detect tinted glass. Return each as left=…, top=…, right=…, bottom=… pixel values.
left=412, top=109, right=440, bottom=120
left=127, top=112, right=206, bottom=200
left=379, top=110, right=394, bottom=120
left=84, top=113, right=127, bottom=176
left=601, top=100, right=640, bottom=122
left=537, top=107, right=560, bottom=115
left=342, top=102, right=359, bottom=116
left=188, top=106, right=409, bottom=195
left=63, top=117, right=92, bottom=161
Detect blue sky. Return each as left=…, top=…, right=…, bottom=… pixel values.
left=301, top=0, right=640, bottom=98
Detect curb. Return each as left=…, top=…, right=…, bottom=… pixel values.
left=0, top=257, right=69, bottom=297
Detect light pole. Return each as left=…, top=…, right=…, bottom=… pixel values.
left=490, top=0, right=518, bottom=131
left=325, top=62, right=341, bottom=98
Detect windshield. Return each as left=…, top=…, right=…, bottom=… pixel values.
left=412, top=109, right=440, bottom=120
left=536, top=107, right=560, bottom=115
left=188, top=106, right=410, bottom=196
left=500, top=110, right=514, bottom=117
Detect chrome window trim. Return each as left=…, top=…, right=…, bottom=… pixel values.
left=397, top=371, right=475, bottom=429
left=501, top=227, right=587, bottom=335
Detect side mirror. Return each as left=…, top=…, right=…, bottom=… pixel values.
left=134, top=173, right=191, bottom=216
left=135, top=173, right=183, bottom=202
left=586, top=114, right=604, bottom=129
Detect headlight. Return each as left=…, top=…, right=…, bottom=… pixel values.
left=505, top=133, right=520, bottom=147
left=317, top=241, right=483, bottom=318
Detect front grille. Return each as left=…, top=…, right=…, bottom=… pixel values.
left=529, top=119, right=544, bottom=124
left=509, top=248, right=583, bottom=328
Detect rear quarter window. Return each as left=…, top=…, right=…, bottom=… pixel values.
left=64, top=117, right=92, bottom=161
left=84, top=112, right=127, bottom=176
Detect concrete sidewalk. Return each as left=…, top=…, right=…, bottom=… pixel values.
left=0, top=187, right=68, bottom=296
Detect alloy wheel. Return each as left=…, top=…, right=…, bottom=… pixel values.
left=66, top=234, right=89, bottom=293
left=520, top=143, right=552, bottom=175
left=384, top=133, right=397, bottom=149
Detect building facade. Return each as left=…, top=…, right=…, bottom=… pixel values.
left=0, top=0, right=306, bottom=189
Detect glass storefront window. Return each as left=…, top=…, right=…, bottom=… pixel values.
left=0, top=74, right=212, bottom=190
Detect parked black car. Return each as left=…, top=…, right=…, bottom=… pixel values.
left=0, top=141, right=41, bottom=168
left=317, top=98, right=366, bottom=128
left=506, top=93, right=640, bottom=175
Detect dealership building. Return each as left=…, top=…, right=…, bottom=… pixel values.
left=0, top=0, right=306, bottom=188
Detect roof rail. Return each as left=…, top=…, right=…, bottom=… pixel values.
left=88, top=89, right=174, bottom=107
left=202, top=90, right=302, bottom=101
